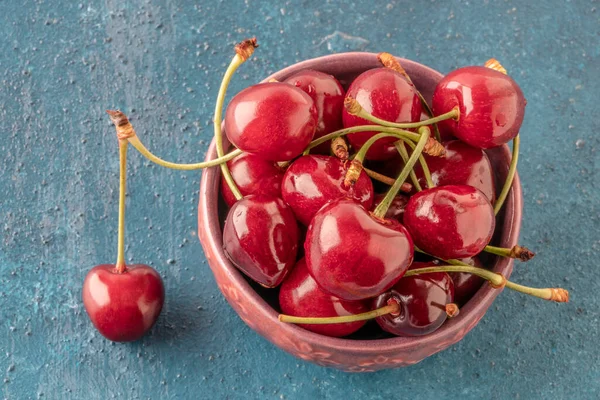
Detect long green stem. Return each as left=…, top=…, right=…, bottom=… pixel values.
left=115, top=140, right=128, bottom=273
left=278, top=302, right=399, bottom=325
left=373, top=126, right=430, bottom=218
left=395, top=141, right=422, bottom=192
left=127, top=136, right=242, bottom=170
left=346, top=97, right=459, bottom=130
left=354, top=132, right=402, bottom=163
left=304, top=125, right=420, bottom=155
left=214, top=56, right=247, bottom=200
left=398, top=139, right=435, bottom=189
left=494, top=135, right=520, bottom=215
left=405, top=265, right=569, bottom=302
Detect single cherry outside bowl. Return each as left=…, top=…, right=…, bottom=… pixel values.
left=198, top=53, right=522, bottom=372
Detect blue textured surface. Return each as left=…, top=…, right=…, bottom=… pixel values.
left=0, top=1, right=598, bottom=399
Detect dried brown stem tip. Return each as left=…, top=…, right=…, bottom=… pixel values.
left=331, top=137, right=349, bottom=160
left=344, top=159, right=363, bottom=187
left=344, top=96, right=362, bottom=116
left=484, top=58, right=507, bottom=75
left=445, top=303, right=460, bottom=318
left=235, top=37, right=258, bottom=61
left=510, top=245, right=536, bottom=262
left=549, top=288, right=570, bottom=303
left=106, top=110, right=136, bottom=141
left=377, top=52, right=410, bottom=81
left=423, top=137, right=446, bottom=157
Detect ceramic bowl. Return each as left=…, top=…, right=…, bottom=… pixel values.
left=197, top=53, right=522, bottom=372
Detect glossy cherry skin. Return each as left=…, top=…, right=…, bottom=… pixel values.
left=220, top=152, right=284, bottom=207
left=305, top=198, right=414, bottom=301
left=225, top=82, right=318, bottom=161
left=403, top=185, right=495, bottom=260
left=373, top=193, right=409, bottom=223
left=432, top=66, right=526, bottom=149
left=415, top=140, right=496, bottom=203
left=342, top=68, right=422, bottom=160
left=284, top=70, right=345, bottom=154
left=279, top=258, right=368, bottom=337
left=374, top=262, right=454, bottom=337
left=223, top=194, right=299, bottom=288
left=281, top=155, right=374, bottom=226
left=443, top=257, right=485, bottom=306
left=82, top=264, right=164, bottom=342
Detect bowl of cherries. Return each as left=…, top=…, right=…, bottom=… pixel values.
left=87, top=38, right=567, bottom=372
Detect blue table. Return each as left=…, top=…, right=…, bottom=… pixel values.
left=1, top=1, right=597, bottom=398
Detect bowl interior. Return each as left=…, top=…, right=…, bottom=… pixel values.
left=199, top=52, right=521, bottom=362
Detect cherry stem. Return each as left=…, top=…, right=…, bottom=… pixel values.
left=303, top=125, right=420, bottom=155
left=354, top=132, right=399, bottom=164
left=484, top=244, right=535, bottom=261
left=415, top=244, right=535, bottom=264
left=404, top=265, right=569, bottom=303
left=106, top=110, right=243, bottom=170
left=363, top=167, right=413, bottom=193
left=130, top=136, right=242, bottom=169
left=214, top=40, right=258, bottom=201
left=345, top=96, right=459, bottom=131
left=494, top=134, right=520, bottom=215
left=373, top=126, right=431, bottom=218
left=115, top=139, right=128, bottom=273
left=397, top=140, right=434, bottom=189
left=377, top=52, right=443, bottom=142
left=278, top=302, right=400, bottom=325
left=395, top=141, right=422, bottom=192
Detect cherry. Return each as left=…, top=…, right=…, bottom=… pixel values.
left=281, top=155, right=374, bottom=226
left=403, top=185, right=495, bottom=260
left=305, top=198, right=414, bottom=301
left=82, top=264, right=165, bottom=342
left=342, top=68, right=422, bottom=160
left=372, top=193, right=408, bottom=223
left=432, top=66, right=526, bottom=149
left=224, top=82, right=318, bottom=161
left=279, top=258, right=368, bottom=337
left=220, top=152, right=284, bottom=207
left=223, top=194, right=299, bottom=288
left=415, top=140, right=496, bottom=203
left=284, top=70, right=345, bottom=154
left=374, top=262, right=454, bottom=336
left=443, top=257, right=486, bottom=306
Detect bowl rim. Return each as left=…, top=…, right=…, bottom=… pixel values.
left=198, top=52, right=522, bottom=355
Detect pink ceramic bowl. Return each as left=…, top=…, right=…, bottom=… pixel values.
left=198, top=53, right=522, bottom=372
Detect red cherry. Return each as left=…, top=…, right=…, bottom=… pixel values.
left=279, top=258, right=368, bottom=337
left=220, top=152, right=284, bottom=207
left=224, top=82, right=318, bottom=161
left=281, top=155, right=374, bottom=226
left=223, top=194, right=299, bottom=287
left=372, top=193, right=408, bottom=223
left=416, top=140, right=496, bottom=203
left=374, top=262, right=454, bottom=336
left=305, top=198, right=414, bottom=301
left=342, top=68, right=422, bottom=160
left=444, top=256, right=486, bottom=306
left=284, top=70, right=345, bottom=154
left=432, top=66, right=526, bottom=149
left=403, top=185, right=495, bottom=260
left=82, top=264, right=164, bottom=342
